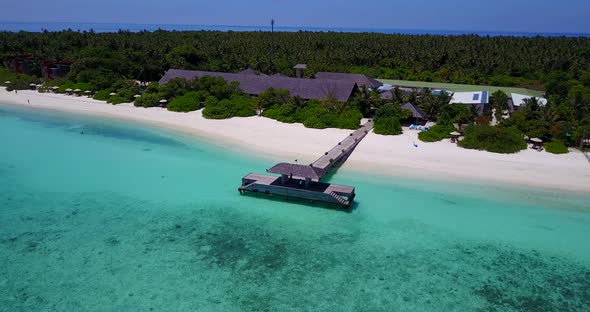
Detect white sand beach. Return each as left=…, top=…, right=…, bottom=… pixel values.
left=2, top=88, right=589, bottom=192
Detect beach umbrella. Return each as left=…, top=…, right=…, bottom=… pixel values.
left=4, top=81, right=11, bottom=84
left=159, top=99, right=168, bottom=103
left=109, top=92, right=117, bottom=96
left=65, top=88, right=73, bottom=92
left=74, top=89, right=81, bottom=92
left=531, top=138, right=543, bottom=143
left=84, top=90, right=92, bottom=94
left=134, top=94, right=141, bottom=98
left=51, top=86, right=59, bottom=89
left=29, top=83, right=37, bottom=87
left=450, top=131, right=461, bottom=136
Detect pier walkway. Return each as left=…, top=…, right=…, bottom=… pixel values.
left=311, top=120, right=373, bottom=174
left=238, top=120, right=374, bottom=209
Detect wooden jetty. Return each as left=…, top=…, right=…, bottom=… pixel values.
left=311, top=119, right=373, bottom=171
left=238, top=120, right=374, bottom=208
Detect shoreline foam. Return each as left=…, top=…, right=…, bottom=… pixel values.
left=1, top=87, right=589, bottom=193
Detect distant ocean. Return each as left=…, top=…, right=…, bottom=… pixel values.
left=1, top=21, right=589, bottom=37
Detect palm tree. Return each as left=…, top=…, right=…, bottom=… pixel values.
left=417, top=89, right=450, bottom=120
left=490, top=90, right=509, bottom=123
left=353, top=86, right=382, bottom=116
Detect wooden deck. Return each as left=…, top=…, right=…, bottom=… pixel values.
left=239, top=173, right=355, bottom=208
left=312, top=120, right=373, bottom=172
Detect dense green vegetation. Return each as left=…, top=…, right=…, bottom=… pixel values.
left=167, top=91, right=208, bottom=112
left=0, top=30, right=588, bottom=145
left=544, top=140, right=569, bottom=154
left=202, top=95, right=256, bottom=119
left=263, top=97, right=363, bottom=130
left=418, top=124, right=457, bottom=142
left=458, top=125, right=527, bottom=153
left=134, top=93, right=160, bottom=108
left=0, top=67, right=40, bottom=90
left=373, top=104, right=411, bottom=135
left=2, top=30, right=589, bottom=88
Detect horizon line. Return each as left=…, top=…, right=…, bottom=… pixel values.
left=1, top=20, right=589, bottom=37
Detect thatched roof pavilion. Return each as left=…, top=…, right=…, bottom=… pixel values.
left=267, top=163, right=325, bottom=181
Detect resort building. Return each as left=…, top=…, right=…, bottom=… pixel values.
left=450, top=91, right=490, bottom=115
left=313, top=72, right=382, bottom=89
left=401, top=102, right=428, bottom=125
left=4, top=55, right=72, bottom=79
left=5, top=55, right=36, bottom=76
left=159, top=69, right=373, bottom=102
left=41, top=61, right=72, bottom=79
left=510, top=93, right=547, bottom=110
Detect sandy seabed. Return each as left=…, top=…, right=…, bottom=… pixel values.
left=1, top=87, right=589, bottom=193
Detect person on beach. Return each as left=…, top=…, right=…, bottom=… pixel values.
left=27, top=99, right=30, bottom=104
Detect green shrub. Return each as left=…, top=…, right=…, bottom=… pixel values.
left=0, top=68, right=40, bottom=90
left=374, top=117, right=402, bottom=135
left=302, top=115, right=327, bottom=129
left=335, top=109, right=363, bottom=130
left=256, top=88, right=292, bottom=112
left=202, top=96, right=231, bottom=119
left=107, top=96, right=130, bottom=105
left=0, top=67, right=17, bottom=85
left=230, top=95, right=256, bottom=117
left=264, top=100, right=362, bottom=129
left=418, top=124, right=456, bottom=142
left=134, top=93, right=160, bottom=108
left=158, top=78, right=189, bottom=100
left=167, top=91, right=203, bottom=112
left=544, top=140, right=569, bottom=154
left=263, top=103, right=299, bottom=123
left=202, top=95, right=255, bottom=119
left=93, top=89, right=115, bottom=101
left=373, top=103, right=409, bottom=135
left=301, top=103, right=336, bottom=129
left=458, top=125, right=527, bottom=154
left=144, top=82, right=160, bottom=94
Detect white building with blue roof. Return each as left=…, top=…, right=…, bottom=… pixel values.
left=450, top=91, right=490, bottom=115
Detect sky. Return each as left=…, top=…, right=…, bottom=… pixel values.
left=2, top=0, right=590, bottom=33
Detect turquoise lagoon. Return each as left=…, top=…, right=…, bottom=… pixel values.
left=0, top=104, right=589, bottom=311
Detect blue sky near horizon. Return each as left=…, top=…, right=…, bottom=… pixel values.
left=2, top=0, right=589, bottom=33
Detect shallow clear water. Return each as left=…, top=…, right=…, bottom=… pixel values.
left=1, top=104, right=589, bottom=311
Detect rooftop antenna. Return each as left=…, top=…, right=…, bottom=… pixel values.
left=270, top=18, right=275, bottom=74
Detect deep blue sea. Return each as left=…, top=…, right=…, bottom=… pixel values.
left=1, top=21, right=589, bottom=37
left=1, top=102, right=589, bottom=311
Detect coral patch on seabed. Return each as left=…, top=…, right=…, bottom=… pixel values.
left=1, top=184, right=589, bottom=311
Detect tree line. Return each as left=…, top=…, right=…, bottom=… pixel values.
left=1, top=30, right=590, bottom=89
left=1, top=30, right=589, bottom=153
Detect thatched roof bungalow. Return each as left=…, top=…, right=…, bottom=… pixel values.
left=402, top=103, right=427, bottom=120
